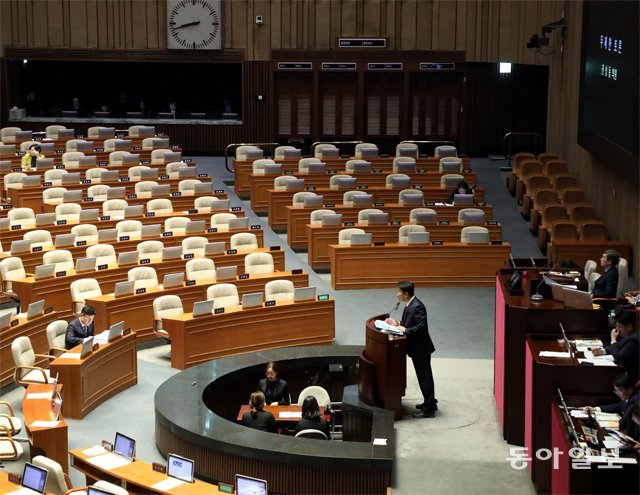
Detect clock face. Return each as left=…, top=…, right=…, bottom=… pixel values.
left=167, top=0, right=221, bottom=50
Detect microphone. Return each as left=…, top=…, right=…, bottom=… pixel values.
left=385, top=301, right=400, bottom=319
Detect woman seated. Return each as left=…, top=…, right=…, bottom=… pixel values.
left=241, top=391, right=277, bottom=433
left=257, top=361, right=290, bottom=405
left=21, top=144, right=44, bottom=170
left=447, top=180, right=474, bottom=204
left=294, top=396, right=330, bottom=439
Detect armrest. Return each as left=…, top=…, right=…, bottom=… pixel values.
left=14, top=365, right=48, bottom=385
left=34, top=353, right=55, bottom=362
left=0, top=413, right=18, bottom=432
left=592, top=298, right=623, bottom=310
left=65, top=487, right=90, bottom=495
left=72, top=300, right=84, bottom=315
left=0, top=401, right=15, bottom=416
left=49, top=347, right=67, bottom=358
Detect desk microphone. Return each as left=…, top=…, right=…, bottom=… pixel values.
left=531, top=279, right=544, bottom=302
left=385, top=301, right=400, bottom=319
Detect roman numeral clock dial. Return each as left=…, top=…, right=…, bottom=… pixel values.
left=167, top=0, right=221, bottom=50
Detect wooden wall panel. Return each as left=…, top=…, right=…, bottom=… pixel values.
left=69, top=1, right=88, bottom=47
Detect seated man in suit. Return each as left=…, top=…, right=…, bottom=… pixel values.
left=593, top=310, right=639, bottom=382
left=241, top=391, right=277, bottom=433
left=592, top=249, right=620, bottom=298
left=582, top=373, right=638, bottom=435
left=257, top=361, right=290, bottom=405
left=65, top=305, right=96, bottom=349
left=295, top=396, right=330, bottom=439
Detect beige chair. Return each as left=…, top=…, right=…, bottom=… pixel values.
left=42, top=250, right=74, bottom=272
left=329, top=174, right=352, bottom=189
left=165, top=161, right=189, bottom=177
left=43, top=187, right=68, bottom=203
left=0, top=428, right=24, bottom=460
left=127, top=165, right=150, bottom=179
left=65, top=139, right=91, bottom=151
left=32, top=455, right=73, bottom=495
left=354, top=143, right=378, bottom=158
left=152, top=295, right=183, bottom=341
left=584, top=260, right=597, bottom=282
left=399, top=225, right=427, bottom=244
left=385, top=173, right=410, bottom=187
left=235, top=145, right=260, bottom=160
left=102, top=199, right=128, bottom=218
left=128, top=266, right=159, bottom=290
left=137, top=240, right=164, bottom=260
left=11, top=336, right=53, bottom=386
left=252, top=159, right=277, bottom=175
left=590, top=258, right=628, bottom=298
left=104, top=138, right=131, bottom=151
left=194, top=195, right=220, bottom=211
left=129, top=125, right=155, bottom=137
left=142, top=137, right=167, bottom=150
left=265, top=279, right=295, bottom=302
left=230, top=233, right=258, bottom=250
left=178, top=179, right=201, bottom=194
left=458, top=208, right=486, bottom=224
left=244, top=252, right=275, bottom=275
left=87, top=126, right=113, bottom=138
left=314, top=143, right=338, bottom=158
left=292, top=191, right=317, bottom=205
left=0, top=127, right=21, bottom=143
left=274, top=175, right=297, bottom=190
left=8, top=207, right=36, bottom=227
left=0, top=400, right=23, bottom=436
left=357, top=208, right=384, bottom=224
left=61, top=151, right=85, bottom=168
left=338, top=228, right=365, bottom=245
left=87, top=184, right=110, bottom=201
left=23, top=230, right=53, bottom=249
left=86, top=244, right=116, bottom=265
left=44, top=169, right=66, bottom=182
left=345, top=160, right=370, bottom=173
left=274, top=146, right=298, bottom=159
left=45, top=320, right=68, bottom=357
left=409, top=208, right=437, bottom=223
left=210, top=213, right=237, bottom=230
left=297, top=385, right=331, bottom=407
left=109, top=151, right=130, bottom=165
left=147, top=198, right=173, bottom=214
left=4, top=173, right=27, bottom=194
left=0, top=257, right=26, bottom=292
left=186, top=258, right=216, bottom=281
left=115, top=220, right=142, bottom=239
left=206, top=283, right=240, bottom=308
left=182, top=236, right=208, bottom=256
left=342, top=191, right=367, bottom=206
left=392, top=157, right=417, bottom=173
left=434, top=145, right=457, bottom=157
left=135, top=181, right=158, bottom=194
left=84, top=168, right=103, bottom=180
left=461, top=226, right=489, bottom=244
left=395, top=143, right=418, bottom=157
left=398, top=189, right=424, bottom=206
left=298, top=158, right=322, bottom=172
left=69, top=278, right=102, bottom=314
left=151, top=149, right=173, bottom=164
left=441, top=173, right=464, bottom=188
left=439, top=157, right=463, bottom=173
left=310, top=209, right=335, bottom=224
left=457, top=208, right=485, bottom=222
left=54, top=203, right=81, bottom=222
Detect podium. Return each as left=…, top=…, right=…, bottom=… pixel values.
left=359, top=314, right=407, bottom=419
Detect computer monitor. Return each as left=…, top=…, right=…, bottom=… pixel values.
left=235, top=474, right=267, bottom=495
left=397, top=146, right=417, bottom=158
left=242, top=292, right=264, bottom=309
left=414, top=211, right=437, bottom=224
left=62, top=110, right=78, bottom=117
left=87, top=487, right=114, bottom=495
left=126, top=111, right=143, bottom=118
left=367, top=212, right=389, bottom=225
left=210, top=199, right=230, bottom=211
left=152, top=138, right=170, bottom=149
left=106, top=186, right=126, bottom=199
left=80, top=336, right=94, bottom=359
left=140, top=168, right=159, bottom=180
left=114, top=281, right=135, bottom=297
left=178, top=167, right=197, bottom=178
left=76, top=141, right=95, bottom=151
left=113, top=432, right=136, bottom=460
left=245, top=149, right=264, bottom=159
left=264, top=164, right=282, bottom=175
left=98, top=229, right=117, bottom=242
left=163, top=151, right=182, bottom=163
left=134, top=126, right=155, bottom=137
left=358, top=147, right=379, bottom=159
left=562, top=287, right=593, bottom=310
left=124, top=205, right=144, bottom=218
left=162, top=272, right=184, bottom=289
left=293, top=286, right=316, bottom=302
left=283, top=148, right=301, bottom=158
left=26, top=300, right=45, bottom=319
left=194, top=183, right=212, bottom=194
left=394, top=161, right=416, bottom=173
left=465, top=231, right=489, bottom=244
left=20, top=463, right=48, bottom=495
left=80, top=209, right=99, bottom=221
left=34, top=264, right=55, bottom=280
left=107, top=321, right=125, bottom=342
left=462, top=211, right=485, bottom=224
left=93, top=111, right=110, bottom=118
left=184, top=220, right=205, bottom=234
left=216, top=266, right=237, bottom=280
left=98, top=128, right=116, bottom=138
left=167, top=453, right=195, bottom=483
left=57, top=129, right=75, bottom=139
left=100, top=171, right=119, bottom=182
left=320, top=148, right=339, bottom=159
left=350, top=233, right=372, bottom=245
left=0, top=144, right=16, bottom=154
left=193, top=300, right=214, bottom=317
left=453, top=194, right=475, bottom=206
left=61, top=172, right=81, bottom=184
left=321, top=214, right=343, bottom=226
left=558, top=323, right=573, bottom=356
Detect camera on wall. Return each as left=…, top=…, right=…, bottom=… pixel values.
left=527, top=33, right=550, bottom=49
left=255, top=15, right=263, bottom=26
left=526, top=19, right=565, bottom=49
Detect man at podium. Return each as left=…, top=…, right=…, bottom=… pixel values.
left=386, top=281, right=437, bottom=418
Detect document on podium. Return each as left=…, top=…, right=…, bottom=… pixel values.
left=374, top=320, right=403, bottom=336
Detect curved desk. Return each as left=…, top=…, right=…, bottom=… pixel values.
left=154, top=345, right=394, bottom=494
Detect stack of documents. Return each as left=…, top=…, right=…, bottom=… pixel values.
left=539, top=351, right=571, bottom=358
left=86, top=452, right=132, bottom=470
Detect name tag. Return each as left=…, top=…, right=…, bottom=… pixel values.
left=76, top=241, right=87, bottom=246
left=171, top=145, right=180, bottom=149
left=198, top=173, right=207, bottom=178
left=97, top=264, right=108, bottom=270
left=159, top=174, right=169, bottom=180
left=425, top=201, right=435, bottom=206
left=10, top=319, right=19, bottom=328
left=186, top=280, right=196, bottom=286
left=374, top=241, right=385, bottom=246
left=391, top=220, right=401, bottom=226
left=44, top=307, right=53, bottom=314
left=344, top=222, right=354, bottom=226
left=55, top=150, right=64, bottom=154
left=207, top=228, right=217, bottom=233
left=226, top=249, right=237, bottom=255
left=142, top=160, right=151, bottom=165
left=270, top=245, right=280, bottom=251
left=374, top=202, right=384, bottom=207
left=317, top=294, right=330, bottom=301
left=171, top=192, right=181, bottom=196
left=32, top=246, right=43, bottom=252
left=183, top=159, right=193, bottom=163
left=214, top=307, right=225, bottom=314
left=1, top=205, right=12, bottom=209
left=11, top=225, right=21, bottom=230
left=438, top=220, right=449, bottom=225
left=84, top=197, right=94, bottom=202
left=119, top=236, right=130, bottom=241
left=133, top=146, right=142, bottom=151
left=325, top=203, right=335, bottom=208
left=487, top=220, right=499, bottom=225
left=140, top=259, right=150, bottom=264
left=43, top=181, right=53, bottom=186
left=12, top=167, right=22, bottom=172
left=136, top=288, right=146, bottom=294
left=373, top=169, right=383, bottom=174
left=476, top=202, right=486, bottom=207
left=81, top=179, right=91, bottom=184
left=145, top=212, right=155, bottom=217
left=328, top=170, right=337, bottom=174
left=98, top=162, right=108, bottom=167
left=56, top=271, right=67, bottom=277
left=183, top=253, right=194, bottom=259
left=418, top=169, right=427, bottom=173
left=250, top=225, right=262, bottom=230
left=265, top=300, right=276, bottom=307
left=231, top=206, right=242, bottom=211
left=432, top=240, right=443, bottom=245
left=100, top=215, right=110, bottom=220
left=239, top=273, right=249, bottom=280
left=94, top=148, right=104, bottom=152
left=187, top=209, right=198, bottom=214
left=358, top=185, right=368, bottom=190
left=284, top=170, right=294, bottom=176
left=214, top=189, right=225, bottom=194
left=162, top=232, right=173, bottom=237
left=292, top=268, right=303, bottom=275
left=462, top=169, right=472, bottom=173
left=120, top=177, right=130, bottom=182
left=56, top=220, right=67, bottom=225
left=306, top=186, right=316, bottom=191
left=54, top=164, right=65, bottom=169
left=413, top=184, right=422, bottom=189
left=127, top=194, right=137, bottom=199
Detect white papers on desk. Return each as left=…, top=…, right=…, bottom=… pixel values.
left=578, top=358, right=617, bottom=366
left=575, top=339, right=603, bottom=347
left=58, top=352, right=81, bottom=359
left=569, top=410, right=589, bottom=419
left=434, top=202, right=447, bottom=206
left=374, top=320, right=403, bottom=336
left=603, top=438, right=625, bottom=449
left=583, top=351, right=614, bottom=360
left=373, top=438, right=387, bottom=446
left=16, top=313, right=27, bottom=319
left=539, top=351, right=571, bottom=358
left=82, top=445, right=108, bottom=456
left=86, top=452, right=132, bottom=470
left=26, top=392, right=52, bottom=400
left=596, top=412, right=620, bottom=422
left=278, top=411, right=302, bottom=419
left=29, top=420, right=59, bottom=428
left=151, top=478, right=186, bottom=491
left=93, top=330, right=109, bottom=344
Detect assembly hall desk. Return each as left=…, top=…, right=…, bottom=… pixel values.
left=328, top=242, right=511, bottom=289
left=162, top=298, right=335, bottom=369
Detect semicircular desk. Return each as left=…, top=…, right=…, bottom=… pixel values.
left=154, top=345, right=394, bottom=495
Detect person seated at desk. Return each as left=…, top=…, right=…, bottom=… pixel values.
left=241, top=391, right=277, bottom=433
left=582, top=373, right=638, bottom=435
left=257, top=361, right=290, bottom=405
left=629, top=402, right=640, bottom=444
left=69, top=96, right=86, bottom=117
left=295, top=396, right=330, bottom=439
left=65, top=305, right=96, bottom=349
left=624, top=291, right=640, bottom=307
left=446, top=181, right=473, bottom=204
left=592, top=250, right=620, bottom=299
left=592, top=310, right=639, bottom=382
left=21, top=144, right=44, bottom=170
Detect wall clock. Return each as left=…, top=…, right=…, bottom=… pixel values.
left=167, top=0, right=222, bottom=50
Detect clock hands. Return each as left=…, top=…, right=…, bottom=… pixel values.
left=171, top=21, right=201, bottom=30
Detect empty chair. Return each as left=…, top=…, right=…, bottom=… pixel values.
left=392, top=157, right=417, bottom=173
left=439, top=157, right=463, bottom=173
left=553, top=174, right=578, bottom=194
left=43, top=187, right=68, bottom=203
left=153, top=295, right=184, bottom=340
left=129, top=125, right=155, bottom=137
left=182, top=236, right=208, bottom=256
left=580, top=221, right=607, bottom=240
left=457, top=208, right=486, bottom=225
left=522, top=175, right=552, bottom=217
left=0, top=401, right=22, bottom=436
left=42, top=250, right=73, bottom=272
left=45, top=321, right=69, bottom=357
left=186, top=258, right=216, bottom=281
left=0, top=127, right=21, bottom=143
left=298, top=158, right=322, bottom=172
left=357, top=208, right=384, bottom=224
left=128, top=266, right=159, bottom=290
left=584, top=260, right=598, bottom=282
left=515, top=160, right=543, bottom=202
left=65, top=139, right=90, bottom=151
left=546, top=222, right=578, bottom=253
left=8, top=207, right=36, bottom=228
left=398, top=189, right=424, bottom=206
left=147, top=198, right=173, bottom=214
left=244, top=252, right=275, bottom=275
left=206, top=283, right=240, bottom=308
left=385, top=173, right=410, bottom=187
left=615, top=258, right=629, bottom=298
left=87, top=184, right=110, bottom=200
left=252, top=159, right=277, bottom=175
left=329, top=174, right=352, bottom=189
left=461, top=226, right=489, bottom=244
left=537, top=152, right=560, bottom=165
left=137, top=240, right=164, bottom=260
left=11, top=336, right=53, bottom=386
left=194, top=195, right=219, bottom=211
left=561, top=188, right=587, bottom=208
left=440, top=173, right=464, bottom=188
left=32, top=455, right=73, bottom=495
left=399, top=224, right=427, bottom=244
left=345, top=160, right=370, bottom=173
left=338, top=228, right=365, bottom=245
left=292, top=191, right=317, bottom=205
left=115, top=220, right=143, bottom=239
left=354, top=142, right=378, bottom=157
left=529, top=189, right=561, bottom=232
left=141, top=137, right=166, bottom=149
left=274, top=146, right=298, bottom=159
left=434, top=145, right=457, bottom=157
left=61, top=151, right=85, bottom=168
left=70, top=278, right=102, bottom=314
left=23, top=230, right=53, bottom=249
left=4, top=172, right=27, bottom=193
left=102, top=199, right=128, bottom=218
left=409, top=208, right=437, bottom=223
left=235, top=145, right=261, bottom=160
left=135, top=180, right=158, bottom=194
left=54, top=203, right=81, bottom=222
left=0, top=257, right=26, bottom=292
left=274, top=175, right=297, bottom=190
left=230, top=232, right=259, bottom=250
left=537, top=205, right=569, bottom=248
left=508, top=152, right=536, bottom=194
left=314, top=143, right=338, bottom=158
left=126, top=165, right=150, bottom=179
left=178, top=179, right=202, bottom=194
left=265, top=279, right=295, bottom=302
left=103, top=138, right=130, bottom=151
left=543, top=159, right=569, bottom=178
left=395, top=143, right=418, bottom=157
left=569, top=204, right=596, bottom=228
left=86, top=244, right=117, bottom=265
left=165, top=161, right=189, bottom=177
left=44, top=169, right=66, bottom=182
left=151, top=148, right=174, bottom=164
left=109, top=151, right=130, bottom=165
left=310, top=209, right=335, bottom=224
left=87, top=126, right=113, bottom=138
left=342, top=190, right=367, bottom=206
left=210, top=213, right=237, bottom=230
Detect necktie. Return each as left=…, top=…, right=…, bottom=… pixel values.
left=401, top=306, right=408, bottom=326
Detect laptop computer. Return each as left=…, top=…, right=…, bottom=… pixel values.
left=78, top=156, right=97, bottom=166
left=401, top=193, right=424, bottom=205
left=113, top=431, right=136, bottom=460
left=98, top=128, right=116, bottom=139
left=178, top=167, right=197, bottom=178
left=285, top=179, right=305, bottom=190
left=228, top=217, right=249, bottom=230
left=124, top=205, right=144, bottom=218
left=151, top=185, right=170, bottom=196
left=106, top=187, right=126, bottom=199
left=163, top=272, right=184, bottom=289
left=26, top=300, right=45, bottom=319
left=204, top=242, right=226, bottom=255
left=367, top=212, right=389, bottom=225
left=76, top=257, right=96, bottom=273
left=185, top=220, right=206, bottom=234
left=307, top=163, right=326, bottom=173
left=0, top=312, right=12, bottom=329
left=210, top=199, right=230, bottom=211
left=100, top=171, right=119, bottom=182
left=35, top=158, right=54, bottom=169
left=244, top=149, right=263, bottom=159
left=163, top=152, right=182, bottom=163
left=453, top=194, right=475, bottom=206
left=80, top=336, right=94, bottom=359
left=98, top=229, right=117, bottom=242
left=264, top=164, right=282, bottom=175
left=134, top=126, right=155, bottom=137
left=194, top=183, right=212, bottom=194
left=62, top=190, right=83, bottom=202
left=562, top=287, right=593, bottom=310
left=54, top=233, right=76, bottom=247
left=51, top=395, right=63, bottom=421
left=242, top=292, right=264, bottom=309
left=140, top=168, right=159, bottom=180
left=465, top=231, right=489, bottom=244
left=122, top=153, right=141, bottom=165
left=22, top=175, right=41, bottom=187
left=336, top=177, right=357, bottom=189
left=236, top=474, right=268, bottom=495
left=75, top=141, right=94, bottom=152
left=114, top=280, right=135, bottom=297
left=34, top=264, right=55, bottom=280
left=283, top=148, right=301, bottom=159
left=162, top=246, right=183, bottom=260
left=394, top=161, right=416, bottom=172
left=359, top=147, right=379, bottom=159
left=350, top=233, right=372, bottom=245
left=141, top=224, right=161, bottom=237
left=216, top=266, right=237, bottom=280
left=0, top=144, right=16, bottom=154
left=107, top=321, right=125, bottom=342
left=303, top=195, right=323, bottom=207
left=0, top=218, right=9, bottom=231
left=11, top=239, right=32, bottom=254
left=407, top=232, right=430, bottom=245
left=550, top=282, right=565, bottom=302
left=351, top=161, right=372, bottom=173
left=118, top=251, right=139, bottom=265
left=35, top=213, right=56, bottom=226
left=320, top=148, right=339, bottom=159
left=462, top=211, right=485, bottom=224
left=193, top=300, right=214, bottom=317
left=12, top=462, right=48, bottom=495
left=390, top=177, right=411, bottom=188
left=293, top=286, right=317, bottom=302
left=321, top=214, right=343, bottom=226
left=87, top=487, right=113, bottom=495
left=167, top=453, right=195, bottom=483
left=414, top=211, right=437, bottom=224
left=352, top=194, right=373, bottom=206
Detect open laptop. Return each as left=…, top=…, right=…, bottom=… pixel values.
left=80, top=336, right=95, bottom=359
left=98, top=229, right=117, bottom=242
left=100, top=171, right=119, bottom=182
left=122, top=153, right=141, bottom=165
left=141, top=224, right=161, bottom=237
left=293, top=286, right=317, bottom=302
left=244, top=149, right=263, bottom=159
left=26, top=300, right=45, bottom=319
left=236, top=474, right=267, bottom=495
left=352, top=194, right=373, bottom=206
left=453, top=194, right=475, bottom=206
left=106, top=187, right=126, bottom=199
left=205, top=242, right=226, bottom=255
left=51, top=394, right=63, bottom=421
left=35, top=158, right=54, bottom=169
left=350, top=233, right=372, bottom=245
left=178, top=167, right=197, bottom=178
left=163, top=272, right=184, bottom=289
left=22, top=175, right=41, bottom=187
left=210, top=199, right=230, bottom=211
left=562, top=287, right=593, bottom=310
left=87, top=486, right=114, bottom=495
left=114, top=280, right=135, bottom=297
left=76, top=141, right=94, bottom=152
left=54, top=233, right=76, bottom=247
left=216, top=265, right=237, bottom=280
left=320, top=148, right=339, bottom=159
left=0, top=218, right=9, bottom=231
left=11, top=239, right=31, bottom=254
left=242, top=292, right=264, bottom=309
left=551, top=283, right=565, bottom=302
left=140, top=168, right=159, bottom=180
left=351, top=161, right=372, bottom=173
left=76, top=257, right=96, bottom=273
left=151, top=185, right=170, bottom=196
left=10, top=462, right=48, bottom=495
left=394, top=161, right=416, bottom=172
left=407, top=232, right=430, bottom=245
left=558, top=323, right=573, bottom=356
left=285, top=179, right=305, bottom=190
left=359, top=147, right=379, bottom=159
left=264, top=164, right=282, bottom=175
left=167, top=453, right=195, bottom=483
left=283, top=148, right=301, bottom=158
left=228, top=217, right=249, bottom=230
left=194, top=183, right=212, bottom=194
left=35, top=213, right=56, bottom=226
left=113, top=431, right=136, bottom=460
left=193, top=300, right=214, bottom=317
left=124, top=205, right=144, bottom=218
left=303, top=195, right=323, bottom=207
left=390, top=177, right=411, bottom=188
left=162, top=246, right=183, bottom=260
left=308, top=163, right=326, bottom=173
left=78, top=156, right=97, bottom=166
left=62, top=190, right=83, bottom=202
left=0, top=312, right=12, bottom=329
left=367, top=212, right=389, bottom=225
left=465, top=231, right=489, bottom=244
left=118, top=251, right=139, bottom=265
left=321, top=213, right=343, bottom=226
left=336, top=177, right=356, bottom=189
left=80, top=208, right=99, bottom=221
left=34, top=264, right=56, bottom=280
left=163, top=152, right=182, bottom=163
left=107, top=321, right=125, bottom=342
left=401, top=193, right=424, bottom=205
left=185, top=220, right=206, bottom=234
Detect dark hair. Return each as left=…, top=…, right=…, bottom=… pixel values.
left=80, top=306, right=96, bottom=316
left=29, top=144, right=42, bottom=153
left=613, top=373, right=635, bottom=390
left=265, top=361, right=279, bottom=376
left=397, top=281, right=414, bottom=297
left=457, top=181, right=469, bottom=189
left=249, top=391, right=266, bottom=417
left=301, top=395, right=320, bottom=420
left=614, top=309, right=635, bottom=327
left=604, top=249, right=620, bottom=267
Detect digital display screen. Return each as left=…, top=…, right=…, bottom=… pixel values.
left=167, top=454, right=194, bottom=483
left=22, top=463, right=47, bottom=493
left=114, top=432, right=135, bottom=459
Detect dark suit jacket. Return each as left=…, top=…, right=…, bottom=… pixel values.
left=447, top=187, right=473, bottom=204
left=241, top=410, right=277, bottom=433
left=400, top=297, right=435, bottom=358
left=295, top=418, right=330, bottom=439
left=592, top=267, right=619, bottom=298
left=65, top=318, right=94, bottom=349
left=601, top=390, right=638, bottom=434
left=605, top=333, right=639, bottom=382
left=257, top=378, right=290, bottom=405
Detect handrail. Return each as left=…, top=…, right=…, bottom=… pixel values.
left=224, top=142, right=280, bottom=174
left=502, top=132, right=543, bottom=169
left=310, top=140, right=364, bottom=155
left=398, top=140, right=456, bottom=157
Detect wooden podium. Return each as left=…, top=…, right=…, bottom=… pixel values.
left=359, top=315, right=407, bottom=419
